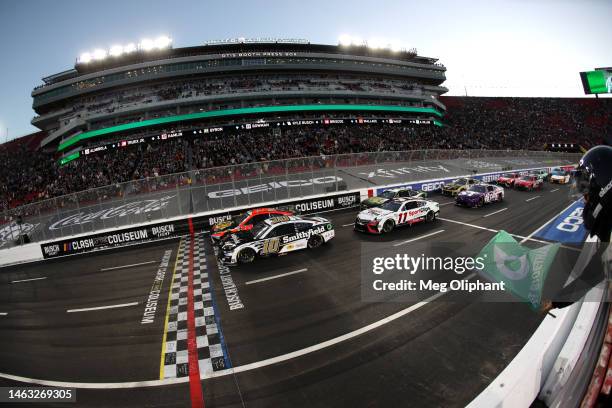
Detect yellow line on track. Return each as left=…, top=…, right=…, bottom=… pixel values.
left=159, top=239, right=182, bottom=380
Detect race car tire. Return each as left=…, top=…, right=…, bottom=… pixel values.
left=382, top=220, right=395, bottom=233
left=498, top=193, right=503, bottom=202
left=477, top=198, right=484, bottom=208
left=426, top=211, right=435, bottom=222
left=238, top=248, right=256, bottom=264
left=307, top=234, right=324, bottom=249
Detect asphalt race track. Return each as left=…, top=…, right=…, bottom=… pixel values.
left=0, top=183, right=581, bottom=407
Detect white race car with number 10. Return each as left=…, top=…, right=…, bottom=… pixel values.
left=354, top=198, right=440, bottom=234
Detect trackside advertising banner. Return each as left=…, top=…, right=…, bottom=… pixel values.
left=374, top=169, right=545, bottom=195
left=533, top=199, right=587, bottom=245
left=41, top=221, right=187, bottom=259
left=40, top=191, right=361, bottom=258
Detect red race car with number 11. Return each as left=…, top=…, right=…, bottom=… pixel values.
left=514, top=175, right=544, bottom=191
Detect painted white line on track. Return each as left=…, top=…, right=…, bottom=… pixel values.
left=10, top=277, right=47, bottom=284
left=519, top=199, right=579, bottom=244
left=0, top=274, right=476, bottom=389
left=0, top=313, right=7, bottom=316
left=392, top=230, right=445, bottom=247
left=341, top=223, right=354, bottom=227
left=550, top=188, right=559, bottom=192
left=483, top=208, right=508, bottom=218
left=245, top=269, right=307, bottom=285
left=67, top=302, right=139, bottom=313
left=438, top=217, right=498, bottom=233
left=525, top=195, right=541, bottom=202
left=439, top=202, right=455, bottom=206
left=100, top=261, right=157, bottom=271
left=440, top=208, right=580, bottom=252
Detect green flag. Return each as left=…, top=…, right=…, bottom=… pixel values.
left=477, top=230, right=560, bottom=310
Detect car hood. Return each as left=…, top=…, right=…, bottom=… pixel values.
left=444, top=183, right=462, bottom=190
left=458, top=191, right=483, bottom=200
left=361, top=196, right=388, bottom=207
left=357, top=207, right=392, bottom=221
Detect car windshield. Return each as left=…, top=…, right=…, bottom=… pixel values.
left=379, top=190, right=396, bottom=199
left=453, top=178, right=467, bottom=184
left=469, top=185, right=487, bottom=193
left=380, top=201, right=402, bottom=212
left=501, top=173, right=515, bottom=178
left=552, top=169, right=565, bottom=176
left=232, top=213, right=249, bottom=225
left=251, top=222, right=270, bottom=239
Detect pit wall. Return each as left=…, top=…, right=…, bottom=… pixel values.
left=0, top=165, right=564, bottom=267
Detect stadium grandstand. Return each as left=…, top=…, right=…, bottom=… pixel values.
left=0, top=39, right=610, bottom=212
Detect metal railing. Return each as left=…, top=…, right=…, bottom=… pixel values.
left=0, top=149, right=580, bottom=249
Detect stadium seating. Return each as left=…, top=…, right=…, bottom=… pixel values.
left=1, top=97, right=610, bottom=212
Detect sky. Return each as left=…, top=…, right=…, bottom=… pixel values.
left=0, top=0, right=610, bottom=140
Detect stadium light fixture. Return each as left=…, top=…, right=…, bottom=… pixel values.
left=109, top=45, right=124, bottom=57
left=154, top=36, right=172, bottom=49
left=351, top=36, right=364, bottom=47
left=92, top=49, right=107, bottom=60
left=338, top=34, right=352, bottom=46
left=140, top=38, right=155, bottom=51
left=79, top=52, right=92, bottom=63
left=124, top=43, right=137, bottom=53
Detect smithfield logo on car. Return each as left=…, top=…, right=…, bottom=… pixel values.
left=281, top=226, right=326, bottom=244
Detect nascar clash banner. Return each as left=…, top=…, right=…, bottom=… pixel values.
left=41, top=221, right=186, bottom=259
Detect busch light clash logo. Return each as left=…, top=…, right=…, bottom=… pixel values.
left=0, top=222, right=40, bottom=248
left=48, top=195, right=176, bottom=230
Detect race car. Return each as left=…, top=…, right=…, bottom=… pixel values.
left=514, top=175, right=544, bottom=191
left=529, top=169, right=550, bottom=182
left=354, top=198, right=439, bottom=234
left=497, top=172, right=521, bottom=188
left=441, top=177, right=478, bottom=196
left=549, top=167, right=571, bottom=184
left=360, top=187, right=427, bottom=210
left=218, top=215, right=334, bottom=265
left=455, top=183, right=504, bottom=207
left=211, top=207, right=293, bottom=244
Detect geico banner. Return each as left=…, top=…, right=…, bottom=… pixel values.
left=41, top=221, right=185, bottom=259
left=207, top=176, right=342, bottom=199
left=195, top=191, right=361, bottom=232
left=375, top=169, right=539, bottom=195
left=532, top=199, right=587, bottom=245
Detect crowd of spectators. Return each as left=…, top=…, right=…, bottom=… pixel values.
left=2, top=96, right=610, bottom=212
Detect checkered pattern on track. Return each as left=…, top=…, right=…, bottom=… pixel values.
left=162, top=235, right=228, bottom=378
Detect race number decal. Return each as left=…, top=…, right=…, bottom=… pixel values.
left=262, top=238, right=280, bottom=254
